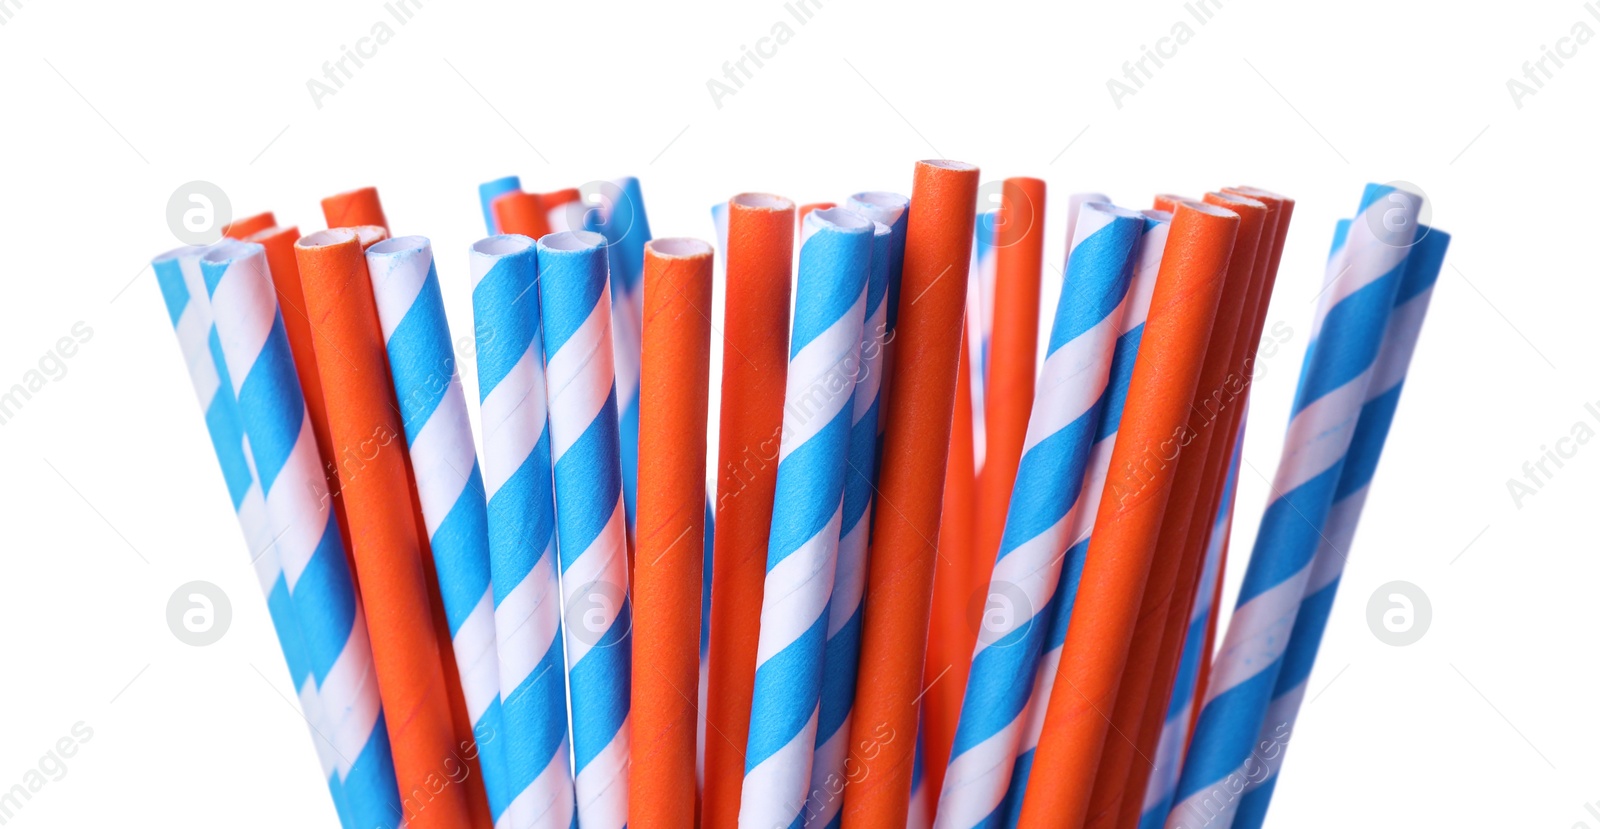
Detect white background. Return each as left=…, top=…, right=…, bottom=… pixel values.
left=1, top=0, right=1595, bottom=825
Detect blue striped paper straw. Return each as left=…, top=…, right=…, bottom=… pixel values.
left=936, top=203, right=1146, bottom=828
left=740, top=208, right=873, bottom=829
left=999, top=208, right=1172, bottom=827
left=478, top=175, right=522, bottom=234
left=154, top=245, right=358, bottom=825
left=1063, top=192, right=1112, bottom=255
left=1138, top=425, right=1243, bottom=829
left=470, top=235, right=576, bottom=828
left=1165, top=184, right=1422, bottom=829
left=537, top=230, right=633, bottom=829
left=969, top=208, right=999, bottom=465
left=199, top=239, right=400, bottom=829
left=845, top=192, right=910, bottom=459
left=364, top=236, right=509, bottom=821
left=1230, top=227, right=1450, bottom=829
left=807, top=215, right=900, bottom=829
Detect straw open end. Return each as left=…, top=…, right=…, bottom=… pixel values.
left=297, top=228, right=360, bottom=250
left=730, top=193, right=794, bottom=212
left=647, top=238, right=712, bottom=260
left=540, top=230, right=607, bottom=252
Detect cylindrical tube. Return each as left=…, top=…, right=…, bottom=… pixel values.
left=294, top=228, right=475, bottom=829
left=798, top=201, right=837, bottom=227
left=470, top=235, right=576, bottom=828
left=537, top=230, right=633, bottom=829
left=936, top=203, right=1147, bottom=828
left=478, top=175, right=522, bottom=234
left=224, top=211, right=277, bottom=239
left=630, top=238, right=714, bottom=827
left=492, top=191, right=551, bottom=243
left=321, top=186, right=389, bottom=232
left=740, top=208, right=872, bottom=829
left=365, top=236, right=509, bottom=821
left=703, top=193, right=795, bottom=829
left=1164, top=184, right=1419, bottom=829
left=198, top=239, right=401, bottom=829
left=1015, top=199, right=1239, bottom=828
left=842, top=159, right=979, bottom=829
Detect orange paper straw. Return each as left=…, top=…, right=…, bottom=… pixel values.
left=1015, top=199, right=1239, bottom=828
left=491, top=190, right=551, bottom=239
left=631, top=238, right=715, bottom=827
left=798, top=201, right=836, bottom=227
left=842, top=159, right=979, bottom=829
left=294, top=229, right=474, bottom=829
left=921, top=323, right=978, bottom=809
left=321, top=186, right=389, bottom=232
left=224, top=211, right=277, bottom=239
left=1083, top=192, right=1264, bottom=828
left=703, top=193, right=795, bottom=829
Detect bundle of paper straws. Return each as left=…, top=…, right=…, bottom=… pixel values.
left=152, top=162, right=1449, bottom=829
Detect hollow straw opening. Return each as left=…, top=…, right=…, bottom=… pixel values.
left=1141, top=209, right=1174, bottom=223
left=919, top=159, right=979, bottom=172
left=647, top=238, right=712, bottom=259
left=369, top=235, right=430, bottom=257
left=1206, top=191, right=1267, bottom=211
left=806, top=207, right=874, bottom=233
left=539, top=230, right=607, bottom=251
left=297, top=228, right=360, bottom=250
left=351, top=225, right=388, bottom=247
left=1172, top=198, right=1241, bottom=219
left=849, top=191, right=910, bottom=210
left=152, top=244, right=208, bottom=267
left=1080, top=202, right=1148, bottom=222
left=471, top=234, right=534, bottom=258
left=730, top=192, right=793, bottom=211
left=200, top=238, right=265, bottom=267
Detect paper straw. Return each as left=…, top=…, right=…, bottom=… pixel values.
left=1000, top=208, right=1173, bottom=826
left=1137, top=430, right=1243, bottom=829
left=224, top=211, right=277, bottom=239
left=1085, top=192, right=1267, bottom=827
left=363, top=236, right=509, bottom=821
left=936, top=203, right=1147, bottom=828
left=703, top=193, right=794, bottom=829
left=154, top=245, right=357, bottom=824
left=967, top=209, right=997, bottom=467
left=321, top=187, right=389, bottom=232
left=740, top=207, right=871, bottom=828
left=908, top=729, right=931, bottom=829
left=1230, top=226, right=1450, bottom=829
left=844, top=159, right=979, bottom=828
left=493, top=191, right=552, bottom=239
left=294, top=228, right=476, bottom=829
left=1165, top=184, right=1421, bottom=829
left=843, top=192, right=911, bottom=439
left=1118, top=190, right=1294, bottom=829
left=630, top=238, right=714, bottom=826
left=808, top=216, right=899, bottom=828
left=198, top=239, right=399, bottom=828
left=1063, top=192, right=1112, bottom=254
left=478, top=175, right=522, bottom=234
left=536, top=230, right=633, bottom=829
left=541, top=188, right=583, bottom=232
left=1015, top=199, right=1240, bottom=828
left=470, top=235, right=577, bottom=828
left=799, top=201, right=837, bottom=226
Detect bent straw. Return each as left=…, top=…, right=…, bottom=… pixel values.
left=198, top=240, right=399, bottom=828
left=294, top=229, right=476, bottom=829
left=1001, top=209, right=1173, bottom=825
left=470, top=235, right=576, bottom=827
left=1231, top=227, right=1450, bottom=829
left=537, top=230, right=633, bottom=829
left=1015, top=199, right=1240, bottom=828
left=224, top=211, right=277, bottom=239
left=364, top=236, right=510, bottom=821
left=478, top=175, right=522, bottom=234
left=808, top=217, right=899, bottom=829
left=321, top=186, right=389, bottom=232
left=936, top=203, right=1146, bottom=828
left=703, top=193, right=794, bottom=829
left=741, top=208, right=872, bottom=829
left=1085, top=192, right=1266, bottom=827
left=154, top=245, right=354, bottom=825
left=1165, top=184, right=1419, bottom=829
left=630, top=238, right=714, bottom=827
left=843, top=159, right=979, bottom=829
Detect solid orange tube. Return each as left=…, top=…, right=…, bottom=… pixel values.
left=321, top=186, right=389, bottom=231
left=491, top=191, right=551, bottom=239
left=1082, top=193, right=1264, bottom=828
left=224, top=211, right=277, bottom=239
left=294, top=229, right=473, bottom=829
left=1015, top=200, right=1238, bottom=829
left=841, top=159, right=979, bottom=829
left=630, top=238, right=715, bottom=827
left=702, top=194, right=795, bottom=829
left=921, top=324, right=977, bottom=808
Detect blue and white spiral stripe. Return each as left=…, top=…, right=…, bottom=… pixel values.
left=1165, top=184, right=1421, bottom=829
left=1230, top=227, right=1449, bottom=829
left=366, top=237, right=510, bottom=823
left=1138, top=425, right=1242, bottom=829
left=740, top=208, right=872, bottom=829
left=199, top=239, right=399, bottom=829
left=537, top=230, right=633, bottom=829
left=471, top=235, right=577, bottom=829
left=999, top=209, right=1171, bottom=827
left=936, top=203, right=1147, bottom=829
left=479, top=175, right=523, bottom=234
